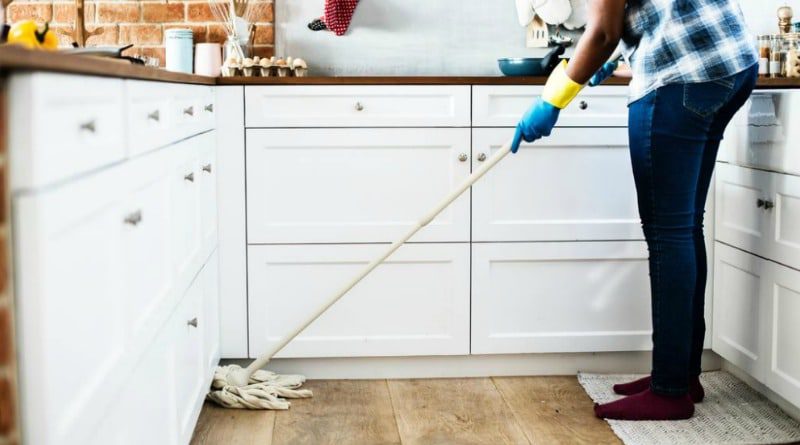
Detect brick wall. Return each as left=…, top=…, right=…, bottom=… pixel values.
left=0, top=85, right=19, bottom=445
left=5, top=0, right=275, bottom=65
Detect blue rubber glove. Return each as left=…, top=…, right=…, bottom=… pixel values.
left=588, top=60, right=619, bottom=87
left=511, top=98, right=560, bottom=153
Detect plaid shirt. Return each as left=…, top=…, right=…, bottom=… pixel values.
left=621, top=0, right=758, bottom=102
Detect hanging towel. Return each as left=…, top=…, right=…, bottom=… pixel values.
left=324, top=0, right=360, bottom=36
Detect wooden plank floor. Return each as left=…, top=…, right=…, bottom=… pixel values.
left=192, top=376, right=620, bottom=445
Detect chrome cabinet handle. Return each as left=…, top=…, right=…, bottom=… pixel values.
left=123, top=210, right=143, bottom=226
left=80, top=120, right=96, bottom=133
left=579, top=101, right=588, bottom=110
left=458, top=153, right=468, bottom=162
left=764, top=200, right=775, bottom=210
left=187, top=317, right=198, bottom=328
left=477, top=153, right=487, bottom=162
left=205, top=104, right=214, bottom=113
left=183, top=106, right=194, bottom=116
left=202, top=164, right=212, bottom=173
left=147, top=110, right=160, bottom=122
left=184, top=172, right=195, bottom=182
left=355, top=102, right=364, bottom=111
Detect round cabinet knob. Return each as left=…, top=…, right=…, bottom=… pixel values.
left=764, top=200, right=775, bottom=210
left=477, top=153, right=487, bottom=162
left=147, top=110, right=160, bottom=122
left=184, top=172, right=195, bottom=182
left=202, top=164, right=212, bottom=173
left=458, top=153, right=468, bottom=162
left=187, top=317, right=198, bottom=328
left=757, top=198, right=766, bottom=208
left=355, top=102, right=364, bottom=111
left=123, top=210, right=143, bottom=226
left=579, top=101, right=588, bottom=110
left=205, top=104, right=214, bottom=113
left=183, top=106, right=194, bottom=116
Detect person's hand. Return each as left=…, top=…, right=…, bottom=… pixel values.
left=511, top=98, right=560, bottom=153
left=588, top=60, right=619, bottom=87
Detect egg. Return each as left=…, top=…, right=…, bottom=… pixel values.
left=292, top=58, right=308, bottom=69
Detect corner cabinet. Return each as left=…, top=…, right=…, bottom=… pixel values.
left=9, top=73, right=219, bottom=445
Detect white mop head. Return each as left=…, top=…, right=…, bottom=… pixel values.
left=207, top=364, right=313, bottom=409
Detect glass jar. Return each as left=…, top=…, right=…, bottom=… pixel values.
left=786, top=35, right=800, bottom=78
left=769, top=35, right=784, bottom=78
left=758, top=35, right=771, bottom=76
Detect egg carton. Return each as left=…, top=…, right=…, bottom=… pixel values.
left=221, top=56, right=309, bottom=78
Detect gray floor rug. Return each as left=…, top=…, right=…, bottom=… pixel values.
left=578, top=371, right=800, bottom=445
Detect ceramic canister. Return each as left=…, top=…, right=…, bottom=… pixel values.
left=165, top=28, right=194, bottom=74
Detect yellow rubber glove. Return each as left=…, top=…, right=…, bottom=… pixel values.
left=541, top=60, right=585, bottom=109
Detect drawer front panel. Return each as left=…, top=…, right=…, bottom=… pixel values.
left=766, top=260, right=800, bottom=408
left=245, top=85, right=471, bottom=127
left=471, top=241, right=652, bottom=354
left=472, top=128, right=641, bottom=242
left=473, top=85, right=629, bottom=127
left=10, top=73, right=126, bottom=189
left=727, top=91, right=800, bottom=176
left=247, top=243, right=470, bottom=358
left=771, top=173, right=800, bottom=271
left=246, top=128, right=471, bottom=243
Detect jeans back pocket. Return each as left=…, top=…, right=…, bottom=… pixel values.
left=682, top=78, right=736, bottom=119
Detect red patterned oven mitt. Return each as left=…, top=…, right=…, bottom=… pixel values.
left=308, top=0, right=360, bottom=36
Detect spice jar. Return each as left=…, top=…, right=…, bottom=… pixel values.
left=786, top=35, right=800, bottom=78
left=770, top=35, right=784, bottom=78
left=758, top=35, right=771, bottom=76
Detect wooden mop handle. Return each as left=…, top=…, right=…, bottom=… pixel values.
left=244, top=138, right=515, bottom=375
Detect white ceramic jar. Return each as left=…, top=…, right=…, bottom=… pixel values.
left=165, top=28, right=194, bottom=74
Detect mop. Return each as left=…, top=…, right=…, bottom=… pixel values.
left=207, top=135, right=517, bottom=409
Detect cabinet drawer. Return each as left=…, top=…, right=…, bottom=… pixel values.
left=245, top=85, right=471, bottom=127
left=246, top=128, right=471, bottom=243
left=9, top=73, right=126, bottom=189
left=725, top=90, right=800, bottom=176
left=471, top=241, right=652, bottom=354
left=472, top=128, right=641, bottom=242
left=247, top=243, right=470, bottom=358
left=472, top=85, right=628, bottom=127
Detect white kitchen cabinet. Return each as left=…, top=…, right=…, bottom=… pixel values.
left=246, top=128, right=471, bottom=243
left=472, top=85, right=629, bottom=127
left=245, top=85, right=470, bottom=127
left=198, top=134, right=219, bottom=255
left=471, top=241, right=653, bottom=354
left=471, top=128, right=641, bottom=242
left=712, top=243, right=769, bottom=381
left=715, top=163, right=773, bottom=258
left=9, top=73, right=126, bottom=190
left=174, top=275, right=206, bottom=444
left=170, top=137, right=203, bottom=283
left=247, top=243, right=470, bottom=358
left=770, top=173, right=800, bottom=270
left=765, top=259, right=800, bottom=408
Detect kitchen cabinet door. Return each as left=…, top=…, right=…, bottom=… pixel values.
left=764, top=260, right=800, bottom=409
left=15, top=186, right=126, bottom=445
left=246, top=128, right=471, bottom=243
left=173, top=277, right=206, bottom=445
left=203, top=250, right=221, bottom=374
left=170, top=138, right=202, bottom=282
left=712, top=243, right=769, bottom=382
left=769, top=173, right=800, bottom=271
left=471, top=241, right=652, bottom=354
left=715, top=163, right=773, bottom=258
left=198, top=133, right=218, bottom=256
left=248, top=243, right=470, bottom=358
left=471, top=128, right=641, bottom=242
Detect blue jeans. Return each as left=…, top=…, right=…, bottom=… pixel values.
left=628, top=64, right=758, bottom=396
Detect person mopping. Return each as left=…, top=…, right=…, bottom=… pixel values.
left=513, top=0, right=757, bottom=420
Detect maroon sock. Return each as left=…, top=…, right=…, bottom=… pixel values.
left=594, top=388, right=695, bottom=420
left=613, top=375, right=705, bottom=403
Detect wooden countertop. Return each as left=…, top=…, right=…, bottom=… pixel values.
left=0, top=45, right=216, bottom=85
left=2, top=46, right=800, bottom=88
